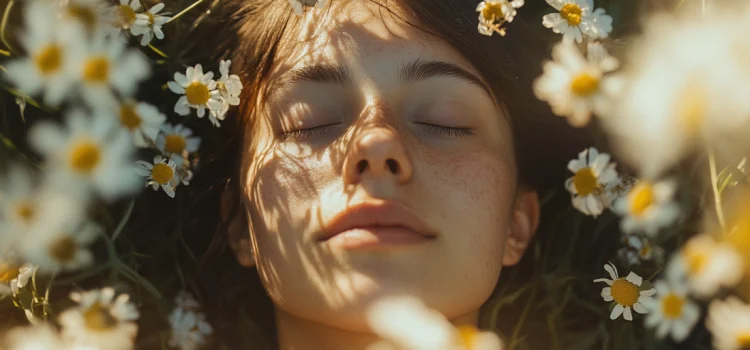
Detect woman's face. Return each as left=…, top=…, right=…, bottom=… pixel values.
left=237, top=1, right=536, bottom=332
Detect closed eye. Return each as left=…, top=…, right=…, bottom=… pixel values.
left=279, top=123, right=340, bottom=141
left=415, top=122, right=475, bottom=137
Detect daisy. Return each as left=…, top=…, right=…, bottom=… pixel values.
left=667, top=234, right=743, bottom=298
left=288, top=0, right=328, bottom=16
left=3, top=324, right=66, bottom=350
left=156, top=123, right=201, bottom=165
left=69, top=29, right=151, bottom=111
left=707, top=297, right=750, bottom=350
left=22, top=218, right=100, bottom=273
left=130, top=3, right=170, bottom=46
left=28, top=109, right=141, bottom=200
left=4, top=1, right=79, bottom=106
left=168, top=64, right=223, bottom=120
left=594, top=262, right=656, bottom=321
left=135, top=155, right=180, bottom=198
left=118, top=100, right=166, bottom=147
left=541, top=0, right=613, bottom=43
left=613, top=179, right=679, bottom=236
left=475, top=0, right=525, bottom=37
left=210, top=59, right=243, bottom=127
left=366, top=295, right=503, bottom=349
left=114, top=0, right=141, bottom=30
left=564, top=147, right=618, bottom=217
left=618, top=235, right=663, bottom=266
left=0, top=165, right=41, bottom=236
left=59, top=287, right=139, bottom=350
left=0, top=263, right=34, bottom=296
left=60, top=0, right=117, bottom=35
left=168, top=292, right=213, bottom=350
left=601, top=172, right=634, bottom=208
left=642, top=278, right=700, bottom=342
left=533, top=42, right=619, bottom=127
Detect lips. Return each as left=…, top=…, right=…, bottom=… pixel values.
left=319, top=201, right=438, bottom=244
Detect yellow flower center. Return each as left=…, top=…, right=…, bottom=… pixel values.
left=68, top=140, right=101, bottom=174
left=684, top=246, right=708, bottom=276
left=610, top=278, right=640, bottom=307
left=83, top=56, right=110, bottom=84
left=185, top=82, right=210, bottom=105
left=119, top=104, right=142, bottom=130
left=570, top=73, right=600, bottom=97
left=147, top=12, right=156, bottom=26
left=0, top=263, right=20, bottom=283
left=118, top=5, right=137, bottom=27
left=457, top=324, right=479, bottom=349
left=560, top=3, right=583, bottom=26
left=676, top=83, right=706, bottom=136
left=481, top=2, right=505, bottom=22
left=573, top=167, right=598, bottom=196
left=736, top=332, right=750, bottom=348
left=151, top=163, right=174, bottom=185
left=661, top=293, right=684, bottom=319
left=84, top=302, right=118, bottom=331
left=66, top=5, right=97, bottom=32
left=164, top=135, right=187, bottom=154
left=15, top=201, right=35, bottom=223
left=48, top=235, right=77, bottom=263
left=629, top=184, right=654, bottom=217
left=35, top=45, right=63, bottom=76
left=639, top=245, right=651, bottom=258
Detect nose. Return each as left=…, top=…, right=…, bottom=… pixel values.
left=343, top=127, right=413, bottom=185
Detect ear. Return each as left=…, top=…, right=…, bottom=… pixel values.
left=502, top=189, right=541, bottom=266
left=221, top=181, right=256, bottom=268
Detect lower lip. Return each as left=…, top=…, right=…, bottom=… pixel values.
left=323, top=227, right=434, bottom=249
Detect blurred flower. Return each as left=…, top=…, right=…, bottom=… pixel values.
left=131, top=3, right=170, bottom=46
left=156, top=123, right=201, bottom=166
left=643, top=277, right=699, bottom=342
left=59, top=287, right=139, bottom=350
left=366, top=295, right=502, bottom=349
left=22, top=219, right=100, bottom=273
left=118, top=100, right=165, bottom=147
left=168, top=291, right=213, bottom=350
left=707, top=297, right=750, bottom=350
left=168, top=64, right=222, bottom=120
left=668, top=234, right=743, bottom=298
left=29, top=109, right=140, bottom=200
left=564, top=147, right=618, bottom=217
left=114, top=0, right=141, bottom=30
left=542, top=0, right=612, bottom=43
left=4, top=1, right=79, bottom=106
left=210, top=60, right=243, bottom=127
left=618, top=235, right=663, bottom=266
left=613, top=179, right=679, bottom=236
left=60, top=0, right=117, bottom=34
left=475, top=0, right=524, bottom=37
left=601, top=173, right=634, bottom=208
left=0, top=263, right=33, bottom=296
left=69, top=29, right=150, bottom=111
left=3, top=324, right=66, bottom=350
left=135, top=155, right=179, bottom=198
left=288, top=0, right=328, bottom=16
left=0, top=166, right=41, bottom=236
left=533, top=42, right=618, bottom=127
left=594, top=262, right=655, bottom=321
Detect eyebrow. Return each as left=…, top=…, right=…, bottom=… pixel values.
left=272, top=63, right=349, bottom=90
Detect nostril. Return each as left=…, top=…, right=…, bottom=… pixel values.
left=386, top=159, right=399, bottom=174
left=356, top=159, right=368, bottom=174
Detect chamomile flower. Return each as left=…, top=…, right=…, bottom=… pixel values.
left=0, top=263, right=33, bottom=296
left=168, top=292, right=213, bottom=350
left=69, top=29, right=151, bottom=111
left=118, top=100, right=165, bottom=147
left=564, top=147, right=618, bottom=217
left=475, top=0, right=525, bottom=37
left=135, top=155, right=179, bottom=198
left=642, top=278, right=700, bottom=342
left=131, top=3, right=171, bottom=46
left=60, top=0, right=117, bottom=34
left=114, top=0, right=141, bottom=30
left=59, top=287, right=139, bottom=350
left=594, top=262, right=656, bottom=321
left=210, top=60, right=243, bottom=126
left=533, top=42, right=618, bottom=127
left=4, top=2, right=79, bottom=106
left=541, top=0, right=613, bottom=43
left=288, top=0, right=328, bottom=16
left=156, top=124, right=201, bottom=165
left=707, top=297, right=750, bottom=350
left=29, top=109, right=141, bottom=200
left=601, top=173, right=634, bottom=208
left=618, top=235, right=663, bottom=266
left=22, top=218, right=100, bottom=273
left=613, top=179, right=679, bottom=236
left=668, top=234, right=743, bottom=298
left=168, top=64, right=223, bottom=120
left=0, top=166, right=41, bottom=236
left=3, top=324, right=66, bottom=350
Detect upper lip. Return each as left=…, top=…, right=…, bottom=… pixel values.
left=319, top=201, right=438, bottom=241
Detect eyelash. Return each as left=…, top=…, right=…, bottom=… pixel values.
left=279, top=123, right=475, bottom=141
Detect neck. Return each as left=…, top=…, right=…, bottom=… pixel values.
left=275, top=307, right=479, bottom=350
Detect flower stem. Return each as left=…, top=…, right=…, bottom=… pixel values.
left=147, top=44, right=168, bottom=58
left=166, top=0, right=206, bottom=24
left=111, top=199, right=135, bottom=242
left=0, top=0, right=14, bottom=54
left=708, top=148, right=726, bottom=231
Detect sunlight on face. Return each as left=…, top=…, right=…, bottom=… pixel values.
left=240, top=1, right=517, bottom=332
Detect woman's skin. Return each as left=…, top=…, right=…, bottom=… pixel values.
left=226, top=2, right=541, bottom=349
